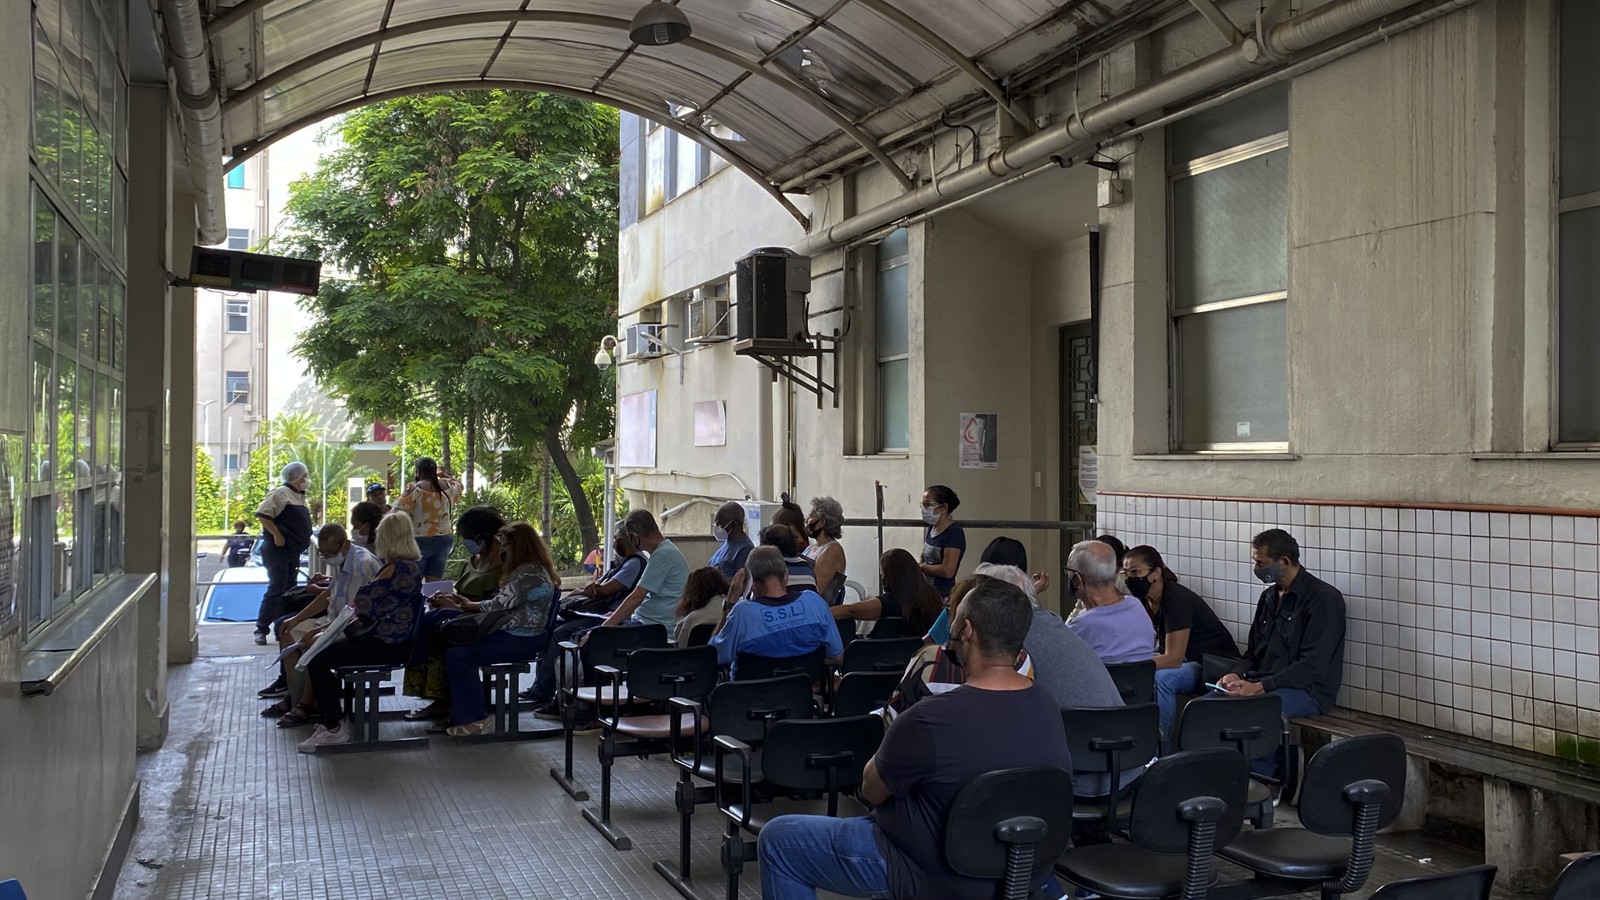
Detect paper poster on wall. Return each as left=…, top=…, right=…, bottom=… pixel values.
left=617, top=391, right=658, bottom=468
left=1078, top=445, right=1099, bottom=505
left=959, top=413, right=998, bottom=469
left=693, top=401, right=727, bottom=447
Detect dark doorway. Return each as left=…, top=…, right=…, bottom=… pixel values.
left=1060, top=323, right=1097, bottom=526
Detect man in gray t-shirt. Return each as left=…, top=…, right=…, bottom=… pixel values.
left=1024, top=606, right=1148, bottom=796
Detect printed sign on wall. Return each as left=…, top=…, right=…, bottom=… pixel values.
left=618, top=391, right=658, bottom=468
left=959, top=413, right=998, bottom=469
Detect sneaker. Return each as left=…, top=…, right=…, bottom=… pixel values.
left=257, top=675, right=288, bottom=698
left=297, top=723, right=351, bottom=753
left=532, top=703, right=562, bottom=720
left=517, top=687, right=540, bottom=703
left=254, top=632, right=269, bottom=646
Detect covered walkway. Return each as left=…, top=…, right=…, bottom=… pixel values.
left=112, top=626, right=1529, bottom=900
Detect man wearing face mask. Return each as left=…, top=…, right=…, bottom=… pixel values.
left=708, top=501, right=753, bottom=580
left=1064, top=540, right=1157, bottom=665
left=1217, top=529, right=1346, bottom=730
left=253, top=461, right=315, bottom=644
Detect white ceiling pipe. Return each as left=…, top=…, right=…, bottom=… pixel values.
left=792, top=0, right=1457, bottom=256
left=158, top=0, right=225, bottom=245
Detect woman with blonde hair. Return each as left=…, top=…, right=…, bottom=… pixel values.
left=298, top=510, right=425, bottom=751
left=432, top=521, right=558, bottom=737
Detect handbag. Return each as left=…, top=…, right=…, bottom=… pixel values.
left=436, top=606, right=516, bottom=646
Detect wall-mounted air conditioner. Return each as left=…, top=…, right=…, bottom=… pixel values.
left=625, top=322, right=668, bottom=360
left=687, top=289, right=731, bottom=343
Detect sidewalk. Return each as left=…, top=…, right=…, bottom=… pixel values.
left=113, top=625, right=1530, bottom=899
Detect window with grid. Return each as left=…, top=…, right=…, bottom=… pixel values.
left=225, top=371, right=249, bottom=406
left=876, top=228, right=910, bottom=452
left=1557, top=0, right=1600, bottom=445
left=226, top=228, right=250, bottom=251
left=1168, top=83, right=1290, bottom=450
left=226, top=298, right=248, bottom=333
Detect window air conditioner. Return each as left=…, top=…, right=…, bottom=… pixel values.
left=734, top=248, right=809, bottom=343
left=625, top=322, right=667, bottom=360
left=687, top=290, right=731, bottom=343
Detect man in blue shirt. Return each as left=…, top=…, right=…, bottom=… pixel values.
left=708, top=501, right=754, bottom=579
left=712, top=546, right=842, bottom=677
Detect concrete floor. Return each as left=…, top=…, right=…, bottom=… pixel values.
left=113, top=624, right=1531, bottom=900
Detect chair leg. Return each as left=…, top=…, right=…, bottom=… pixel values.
left=581, top=731, right=632, bottom=850
left=720, top=823, right=746, bottom=900
left=548, top=688, right=589, bottom=801
left=652, top=771, right=703, bottom=898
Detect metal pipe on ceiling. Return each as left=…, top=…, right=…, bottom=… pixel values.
left=791, top=0, right=1468, bottom=256
left=159, top=0, right=226, bottom=245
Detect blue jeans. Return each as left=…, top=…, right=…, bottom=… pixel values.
left=530, top=618, right=592, bottom=703
left=256, top=546, right=301, bottom=632
left=446, top=630, right=549, bottom=725
left=758, top=815, right=889, bottom=900
left=416, top=534, right=455, bottom=578
left=1250, top=687, right=1322, bottom=777
left=1155, top=661, right=1202, bottom=742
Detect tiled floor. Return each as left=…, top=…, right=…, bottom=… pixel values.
left=113, top=625, right=1532, bottom=900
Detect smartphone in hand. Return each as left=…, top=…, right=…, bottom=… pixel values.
left=1204, top=682, right=1234, bottom=693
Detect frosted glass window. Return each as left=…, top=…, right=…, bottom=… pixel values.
left=1178, top=301, right=1289, bottom=446
left=1559, top=0, right=1600, bottom=199
left=1559, top=207, right=1600, bottom=443
left=644, top=125, right=666, bottom=214
left=1170, top=82, right=1289, bottom=164
left=876, top=262, right=909, bottom=358
left=876, top=228, right=910, bottom=451
left=878, top=359, right=910, bottom=451
left=1172, top=148, right=1288, bottom=310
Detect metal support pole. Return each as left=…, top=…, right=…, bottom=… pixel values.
left=602, top=458, right=616, bottom=573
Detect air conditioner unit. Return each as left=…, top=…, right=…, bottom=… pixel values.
left=735, top=248, right=810, bottom=343
left=687, top=290, right=731, bottom=343
left=625, top=322, right=667, bottom=360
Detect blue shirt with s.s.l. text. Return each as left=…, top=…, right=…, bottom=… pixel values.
left=710, top=588, right=843, bottom=675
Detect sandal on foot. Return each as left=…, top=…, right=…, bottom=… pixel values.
left=260, top=699, right=292, bottom=718
left=277, top=705, right=316, bottom=728
left=446, top=716, right=495, bottom=738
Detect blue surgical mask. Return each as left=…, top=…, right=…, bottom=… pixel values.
left=463, top=538, right=484, bottom=556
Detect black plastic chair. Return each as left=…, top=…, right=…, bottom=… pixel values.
left=654, top=674, right=815, bottom=899
left=1368, top=864, right=1496, bottom=899
left=832, top=670, right=900, bottom=717
left=866, top=616, right=907, bottom=639
left=1106, top=660, right=1157, bottom=705
left=735, top=646, right=828, bottom=682
left=584, top=644, right=720, bottom=850
left=1055, top=747, right=1251, bottom=900
left=1217, top=733, right=1407, bottom=900
left=1061, top=703, right=1161, bottom=835
left=548, top=623, right=669, bottom=801
left=684, top=622, right=716, bottom=647
left=839, top=636, right=922, bottom=675
left=945, top=766, right=1076, bottom=900
left=1173, top=693, right=1284, bottom=827
left=716, top=714, right=884, bottom=900
left=1551, top=851, right=1600, bottom=900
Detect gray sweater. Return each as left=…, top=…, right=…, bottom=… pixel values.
left=1024, top=608, right=1148, bottom=795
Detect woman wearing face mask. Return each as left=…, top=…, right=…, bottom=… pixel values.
left=917, top=485, right=965, bottom=598
left=252, top=461, right=315, bottom=644
left=401, top=506, right=508, bottom=721
left=802, top=496, right=848, bottom=604
left=1124, top=545, right=1239, bottom=741
left=350, top=501, right=384, bottom=550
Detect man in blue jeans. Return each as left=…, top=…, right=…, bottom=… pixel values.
left=757, top=579, right=1072, bottom=900
left=1217, top=528, right=1346, bottom=773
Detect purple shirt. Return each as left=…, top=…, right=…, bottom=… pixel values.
left=1067, top=595, right=1157, bottom=665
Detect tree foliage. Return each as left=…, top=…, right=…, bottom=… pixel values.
left=194, top=446, right=227, bottom=533
left=276, top=91, right=620, bottom=553
left=226, top=413, right=375, bottom=527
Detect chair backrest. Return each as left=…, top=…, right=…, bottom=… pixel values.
left=736, top=646, right=828, bottom=682
left=0, top=879, right=26, bottom=900
left=1369, top=864, right=1496, bottom=900
left=1297, top=732, right=1407, bottom=836
left=1128, top=748, right=1250, bottom=854
left=685, top=622, right=716, bottom=647
left=840, top=637, right=923, bottom=675
left=1174, top=693, right=1283, bottom=761
left=833, top=671, right=900, bottom=718
left=1550, top=850, right=1600, bottom=900
left=707, top=674, right=815, bottom=744
left=761, top=715, right=884, bottom=793
left=867, top=616, right=907, bottom=639
left=1105, top=660, right=1157, bottom=705
left=1060, top=703, right=1161, bottom=776
left=944, top=766, right=1076, bottom=880
left=624, top=645, right=721, bottom=702
left=583, top=623, right=670, bottom=671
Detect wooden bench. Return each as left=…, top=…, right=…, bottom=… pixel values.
left=1293, top=710, right=1600, bottom=892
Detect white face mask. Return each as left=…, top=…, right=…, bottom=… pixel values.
left=325, top=549, right=345, bottom=568
left=712, top=524, right=730, bottom=543
left=921, top=506, right=940, bottom=526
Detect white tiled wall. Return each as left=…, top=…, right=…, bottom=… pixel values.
left=1098, top=494, right=1600, bottom=762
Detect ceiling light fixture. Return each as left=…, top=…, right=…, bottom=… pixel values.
left=630, top=1, right=692, bottom=46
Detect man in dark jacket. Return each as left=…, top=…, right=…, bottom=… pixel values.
left=1218, top=528, right=1346, bottom=720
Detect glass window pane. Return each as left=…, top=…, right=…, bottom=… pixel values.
left=1560, top=0, right=1600, bottom=199
left=34, top=20, right=62, bottom=185
left=1171, top=82, right=1289, bottom=163
left=1172, top=148, right=1289, bottom=309
left=879, top=227, right=909, bottom=261
left=878, top=358, right=909, bottom=451
left=876, top=262, right=909, bottom=359
left=1559, top=206, right=1600, bottom=442
left=31, top=342, right=53, bottom=483
left=60, top=97, right=82, bottom=213
left=80, top=258, right=98, bottom=357
left=111, top=281, right=123, bottom=369
left=1178, top=301, right=1289, bottom=446
left=674, top=133, right=700, bottom=197
left=95, top=372, right=109, bottom=470
left=57, top=227, right=78, bottom=345
left=27, top=494, right=56, bottom=628
left=227, top=165, right=246, bottom=189
left=34, top=193, right=54, bottom=341
left=645, top=126, right=666, bottom=213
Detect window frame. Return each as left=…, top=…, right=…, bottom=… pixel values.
left=1167, top=129, right=1291, bottom=452
left=225, top=297, right=249, bottom=333
left=224, top=370, right=250, bottom=407
left=875, top=230, right=911, bottom=453
left=225, top=227, right=250, bottom=251
left=1552, top=0, right=1600, bottom=449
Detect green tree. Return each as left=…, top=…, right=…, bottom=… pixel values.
left=194, top=446, right=226, bottom=533
left=277, top=91, right=619, bottom=555
left=225, top=413, right=375, bottom=526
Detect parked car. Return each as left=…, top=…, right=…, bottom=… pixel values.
left=199, top=565, right=310, bottom=624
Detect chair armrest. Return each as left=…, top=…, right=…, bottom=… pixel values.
left=1221, top=726, right=1264, bottom=742
left=555, top=641, right=580, bottom=702
left=669, top=697, right=705, bottom=770
left=714, top=735, right=755, bottom=826
left=596, top=665, right=623, bottom=728
left=1178, top=795, right=1227, bottom=823
left=806, top=749, right=858, bottom=769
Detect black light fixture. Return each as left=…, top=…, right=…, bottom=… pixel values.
left=630, top=1, right=691, bottom=46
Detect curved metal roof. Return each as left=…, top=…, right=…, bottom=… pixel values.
left=207, top=0, right=1164, bottom=201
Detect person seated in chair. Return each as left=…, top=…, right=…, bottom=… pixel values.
left=1123, top=544, right=1240, bottom=742
left=1064, top=540, right=1157, bottom=666
left=674, top=567, right=729, bottom=647
left=402, top=505, right=509, bottom=723
left=757, top=578, right=1072, bottom=900
left=525, top=527, right=648, bottom=714
left=710, top=546, right=842, bottom=678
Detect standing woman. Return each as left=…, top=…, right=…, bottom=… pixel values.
left=253, top=462, right=314, bottom=645
left=395, top=457, right=463, bottom=581
left=804, top=496, right=848, bottom=603
left=917, top=485, right=965, bottom=598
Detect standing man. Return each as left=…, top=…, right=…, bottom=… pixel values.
left=708, top=501, right=754, bottom=580
left=597, top=509, right=687, bottom=630
left=1218, top=529, right=1347, bottom=743
left=254, top=462, right=314, bottom=645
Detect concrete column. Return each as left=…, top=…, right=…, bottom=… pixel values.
left=1483, top=778, right=1600, bottom=893
left=166, top=189, right=198, bottom=665
left=124, top=84, right=173, bottom=748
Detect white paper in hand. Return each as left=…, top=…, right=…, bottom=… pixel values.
left=421, top=580, right=455, bottom=598
left=295, top=605, right=355, bottom=670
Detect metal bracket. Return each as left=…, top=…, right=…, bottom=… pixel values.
left=733, top=329, right=840, bottom=409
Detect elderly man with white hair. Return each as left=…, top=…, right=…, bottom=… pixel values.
left=1064, top=539, right=1157, bottom=665
left=253, top=461, right=315, bottom=644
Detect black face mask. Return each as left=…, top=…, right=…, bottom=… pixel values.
left=1126, top=575, right=1151, bottom=600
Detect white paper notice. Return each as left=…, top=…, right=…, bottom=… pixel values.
left=959, top=413, right=998, bottom=469
left=1078, top=446, right=1099, bottom=505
